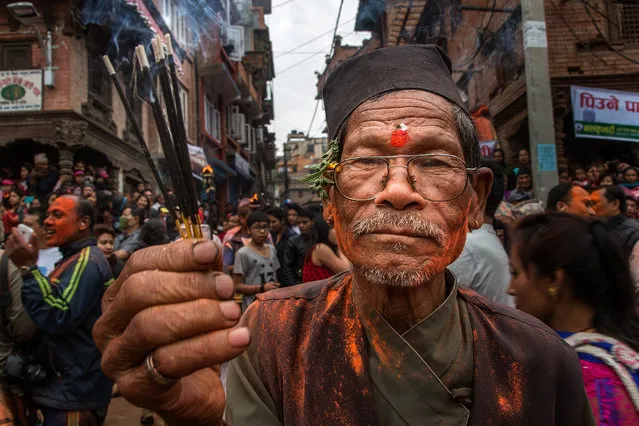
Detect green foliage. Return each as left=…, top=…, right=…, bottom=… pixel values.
left=300, top=138, right=340, bottom=199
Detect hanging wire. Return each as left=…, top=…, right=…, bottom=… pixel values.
left=581, top=0, right=639, bottom=65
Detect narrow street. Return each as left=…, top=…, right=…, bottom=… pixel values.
left=0, top=0, right=638, bottom=423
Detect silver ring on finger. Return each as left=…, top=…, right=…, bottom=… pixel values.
left=145, top=354, right=175, bottom=385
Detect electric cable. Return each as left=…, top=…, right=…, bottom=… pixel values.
left=306, top=99, right=321, bottom=137
left=455, top=0, right=498, bottom=68
left=275, top=30, right=355, bottom=75
left=304, top=0, right=344, bottom=138
left=549, top=0, right=628, bottom=72
left=274, top=17, right=355, bottom=58
left=582, top=0, right=639, bottom=65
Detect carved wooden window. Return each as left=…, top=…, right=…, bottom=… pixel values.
left=0, top=43, right=31, bottom=70
left=619, top=1, right=639, bottom=45
left=609, top=1, right=639, bottom=46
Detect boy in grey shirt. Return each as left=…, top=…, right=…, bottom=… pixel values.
left=233, top=211, right=280, bottom=311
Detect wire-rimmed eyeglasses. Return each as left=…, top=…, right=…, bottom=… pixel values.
left=324, top=154, right=477, bottom=202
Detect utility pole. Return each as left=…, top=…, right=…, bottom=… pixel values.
left=521, top=0, right=558, bottom=206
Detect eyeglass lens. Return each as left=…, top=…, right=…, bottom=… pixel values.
left=334, top=155, right=468, bottom=201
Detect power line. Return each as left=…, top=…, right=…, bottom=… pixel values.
left=314, top=119, right=327, bottom=136
left=328, top=0, right=346, bottom=58
left=306, top=99, right=321, bottom=137
left=275, top=30, right=355, bottom=75
left=581, top=0, right=639, bottom=65
left=303, top=0, right=345, bottom=139
left=455, top=0, right=497, bottom=68
left=274, top=17, right=355, bottom=58
left=579, top=0, right=619, bottom=29
left=276, top=49, right=327, bottom=75
left=549, top=0, right=628, bottom=72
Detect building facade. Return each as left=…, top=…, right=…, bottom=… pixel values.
left=274, top=131, right=327, bottom=205
left=0, top=0, right=276, bottom=209
left=320, top=0, right=639, bottom=170
left=197, top=0, right=276, bottom=208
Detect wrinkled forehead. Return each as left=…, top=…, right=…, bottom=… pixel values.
left=48, top=197, right=77, bottom=215
left=341, top=90, right=460, bottom=155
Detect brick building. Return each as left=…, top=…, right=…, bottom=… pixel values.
left=274, top=131, right=328, bottom=205
left=320, top=0, right=639, bottom=170
left=0, top=0, right=276, bottom=208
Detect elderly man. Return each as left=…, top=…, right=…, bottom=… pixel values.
left=93, top=46, right=593, bottom=425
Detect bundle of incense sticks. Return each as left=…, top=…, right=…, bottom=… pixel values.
left=103, top=35, right=201, bottom=239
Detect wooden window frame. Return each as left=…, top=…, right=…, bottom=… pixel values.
left=0, top=43, right=32, bottom=70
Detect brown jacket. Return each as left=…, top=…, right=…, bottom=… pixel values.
left=244, top=272, right=592, bottom=425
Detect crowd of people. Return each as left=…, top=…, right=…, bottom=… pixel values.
left=0, top=152, right=352, bottom=424
left=1, top=44, right=639, bottom=424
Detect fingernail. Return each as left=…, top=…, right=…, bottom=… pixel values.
left=228, top=327, right=250, bottom=348
left=219, top=301, right=240, bottom=320
left=215, top=276, right=234, bottom=299
left=193, top=241, right=216, bottom=264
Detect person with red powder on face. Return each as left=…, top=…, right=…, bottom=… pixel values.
left=547, top=183, right=595, bottom=218
left=92, top=46, right=594, bottom=425
left=5, top=195, right=113, bottom=425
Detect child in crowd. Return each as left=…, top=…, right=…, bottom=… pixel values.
left=95, top=224, right=125, bottom=278
left=572, top=166, right=589, bottom=187
left=233, top=211, right=280, bottom=312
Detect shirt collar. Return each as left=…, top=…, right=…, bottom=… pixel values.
left=59, top=237, right=96, bottom=258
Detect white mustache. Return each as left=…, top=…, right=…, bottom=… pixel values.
left=351, top=211, right=446, bottom=247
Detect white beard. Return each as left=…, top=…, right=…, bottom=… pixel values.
left=355, top=266, right=435, bottom=288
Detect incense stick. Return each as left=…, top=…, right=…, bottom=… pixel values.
left=102, top=55, right=178, bottom=224
left=163, top=35, right=200, bottom=226
left=135, top=45, right=191, bottom=221
left=152, top=36, right=198, bottom=222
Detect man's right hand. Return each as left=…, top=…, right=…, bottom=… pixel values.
left=93, top=240, right=250, bottom=426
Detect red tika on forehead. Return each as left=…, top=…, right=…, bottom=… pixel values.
left=390, top=123, right=411, bottom=148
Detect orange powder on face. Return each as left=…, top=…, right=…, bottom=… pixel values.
left=45, top=197, right=79, bottom=246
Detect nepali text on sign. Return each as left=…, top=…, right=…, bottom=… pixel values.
left=0, top=70, right=43, bottom=112
left=571, top=85, right=639, bottom=143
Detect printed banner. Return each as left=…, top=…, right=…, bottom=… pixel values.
left=571, top=85, right=639, bottom=143
left=0, top=70, right=43, bottom=112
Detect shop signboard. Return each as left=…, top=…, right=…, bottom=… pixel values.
left=0, top=69, right=43, bottom=112
left=571, top=85, right=639, bottom=143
